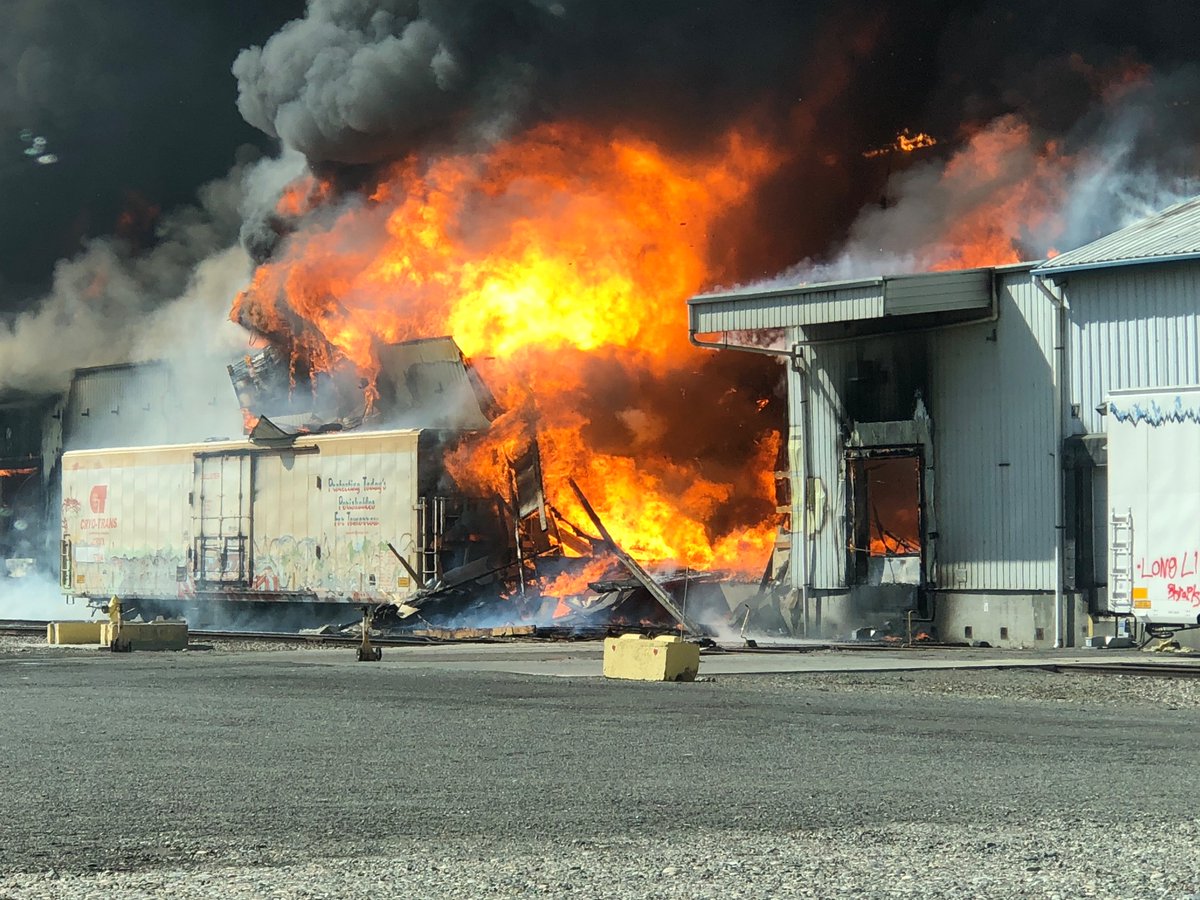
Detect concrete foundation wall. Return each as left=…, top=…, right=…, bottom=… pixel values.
left=933, top=592, right=1089, bottom=649
left=795, top=590, right=1090, bottom=648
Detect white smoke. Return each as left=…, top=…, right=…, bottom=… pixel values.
left=0, top=150, right=306, bottom=397
left=0, top=571, right=91, bottom=620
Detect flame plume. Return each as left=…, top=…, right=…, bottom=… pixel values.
left=233, top=122, right=783, bottom=574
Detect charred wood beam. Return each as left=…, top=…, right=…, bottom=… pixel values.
left=566, top=478, right=703, bottom=636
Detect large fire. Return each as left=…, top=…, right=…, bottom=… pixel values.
left=233, top=122, right=782, bottom=574
left=926, top=116, right=1069, bottom=271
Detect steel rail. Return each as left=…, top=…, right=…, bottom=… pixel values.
left=1044, top=662, right=1200, bottom=679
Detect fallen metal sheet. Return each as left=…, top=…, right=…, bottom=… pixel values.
left=567, top=478, right=703, bottom=635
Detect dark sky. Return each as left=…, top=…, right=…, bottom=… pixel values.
left=0, top=0, right=302, bottom=305
left=4, top=0, right=1200, bottom=306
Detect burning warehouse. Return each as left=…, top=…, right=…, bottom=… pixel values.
left=689, top=195, right=1200, bottom=648
left=5, top=4, right=1200, bottom=642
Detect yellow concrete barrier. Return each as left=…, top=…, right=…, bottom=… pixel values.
left=100, top=620, right=188, bottom=651
left=603, top=634, right=700, bottom=682
left=46, top=621, right=104, bottom=645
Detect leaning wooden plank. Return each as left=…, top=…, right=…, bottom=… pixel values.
left=567, top=478, right=702, bottom=635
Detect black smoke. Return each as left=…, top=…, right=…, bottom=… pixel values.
left=233, top=0, right=1200, bottom=282
left=0, top=0, right=302, bottom=309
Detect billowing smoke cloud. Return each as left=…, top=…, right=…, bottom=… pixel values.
left=0, top=150, right=305, bottom=396
left=730, top=65, right=1200, bottom=290
left=231, top=0, right=828, bottom=167
left=232, top=2, right=1200, bottom=288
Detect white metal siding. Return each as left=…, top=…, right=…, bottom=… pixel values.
left=788, top=336, right=853, bottom=590
left=65, top=364, right=243, bottom=451
left=1068, top=261, right=1200, bottom=435
left=883, top=270, right=992, bottom=316
left=692, top=284, right=884, bottom=332
left=786, top=271, right=1057, bottom=593
left=929, top=274, right=1057, bottom=591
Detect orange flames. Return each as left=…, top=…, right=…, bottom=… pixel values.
left=234, top=122, right=783, bottom=575
left=924, top=116, right=1069, bottom=270
left=862, top=128, right=938, bottom=159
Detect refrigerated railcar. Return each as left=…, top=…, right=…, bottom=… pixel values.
left=59, top=428, right=496, bottom=617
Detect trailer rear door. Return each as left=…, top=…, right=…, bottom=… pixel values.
left=192, top=451, right=252, bottom=588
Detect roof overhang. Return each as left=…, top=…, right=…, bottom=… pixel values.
left=688, top=267, right=996, bottom=337
left=1033, top=251, right=1200, bottom=278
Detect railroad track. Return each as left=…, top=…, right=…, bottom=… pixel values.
left=0, top=620, right=584, bottom=646
left=0, top=620, right=50, bottom=637
left=0, top=620, right=436, bottom=645
left=1045, top=662, right=1200, bottom=680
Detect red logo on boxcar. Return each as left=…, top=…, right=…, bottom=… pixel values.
left=89, top=485, right=108, bottom=514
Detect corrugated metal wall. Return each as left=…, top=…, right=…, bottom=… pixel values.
left=1067, top=260, right=1200, bottom=435
left=65, top=363, right=243, bottom=451
left=787, top=335, right=850, bottom=590
left=789, top=271, right=1058, bottom=593
left=693, top=282, right=885, bottom=332
left=928, top=274, right=1056, bottom=590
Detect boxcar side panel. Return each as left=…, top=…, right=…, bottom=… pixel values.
left=62, top=446, right=194, bottom=599
left=249, top=431, right=422, bottom=601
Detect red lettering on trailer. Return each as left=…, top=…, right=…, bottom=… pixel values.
left=1136, top=550, right=1200, bottom=581
left=1165, top=583, right=1200, bottom=607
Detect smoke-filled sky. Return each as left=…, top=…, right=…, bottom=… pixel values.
left=2, top=0, right=1200, bottom=381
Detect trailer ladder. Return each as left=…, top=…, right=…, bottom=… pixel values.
left=1109, top=509, right=1134, bottom=614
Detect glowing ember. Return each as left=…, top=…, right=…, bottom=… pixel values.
left=862, top=128, right=938, bottom=158
left=234, top=122, right=783, bottom=574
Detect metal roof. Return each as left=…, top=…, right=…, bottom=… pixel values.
left=1035, top=195, right=1200, bottom=275
left=688, top=268, right=996, bottom=334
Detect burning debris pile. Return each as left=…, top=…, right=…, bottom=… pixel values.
left=216, top=114, right=793, bottom=638
left=225, top=321, right=766, bottom=638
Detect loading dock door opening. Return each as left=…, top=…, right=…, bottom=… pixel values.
left=848, top=451, right=922, bottom=584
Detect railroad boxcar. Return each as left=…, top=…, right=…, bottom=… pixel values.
left=59, top=428, right=499, bottom=620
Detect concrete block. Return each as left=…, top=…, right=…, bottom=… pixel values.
left=101, top=620, right=188, bottom=651
left=603, top=634, right=700, bottom=682
left=46, top=621, right=104, bottom=645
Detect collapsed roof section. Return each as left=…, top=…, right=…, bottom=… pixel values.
left=229, top=335, right=499, bottom=435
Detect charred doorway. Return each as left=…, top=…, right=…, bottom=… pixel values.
left=847, top=448, right=924, bottom=586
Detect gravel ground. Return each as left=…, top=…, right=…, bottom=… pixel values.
left=745, top=666, right=1200, bottom=709
left=2, top=648, right=1199, bottom=898
left=3, top=821, right=1200, bottom=899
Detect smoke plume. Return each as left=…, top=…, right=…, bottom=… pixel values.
left=0, top=151, right=304, bottom=396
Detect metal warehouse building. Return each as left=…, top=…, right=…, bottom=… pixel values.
left=689, top=196, right=1200, bottom=647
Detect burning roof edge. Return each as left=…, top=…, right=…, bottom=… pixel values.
left=1035, top=195, right=1200, bottom=276
left=687, top=264, right=1040, bottom=334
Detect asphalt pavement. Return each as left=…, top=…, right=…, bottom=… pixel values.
left=1, top=645, right=1198, bottom=898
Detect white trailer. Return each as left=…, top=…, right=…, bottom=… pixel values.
left=59, top=429, right=481, bottom=611
left=1106, top=386, right=1200, bottom=631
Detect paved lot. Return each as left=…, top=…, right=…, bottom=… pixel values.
left=1, top=644, right=1199, bottom=898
